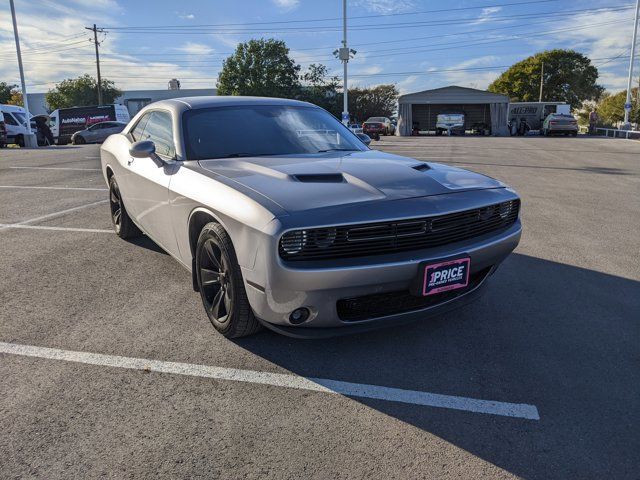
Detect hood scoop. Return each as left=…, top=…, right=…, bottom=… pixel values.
left=292, top=173, right=345, bottom=183
left=412, top=163, right=431, bottom=172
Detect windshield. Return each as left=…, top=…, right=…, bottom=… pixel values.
left=183, top=105, right=366, bottom=160
left=366, top=117, right=386, bottom=123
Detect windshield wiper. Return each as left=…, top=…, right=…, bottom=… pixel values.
left=316, top=148, right=358, bottom=153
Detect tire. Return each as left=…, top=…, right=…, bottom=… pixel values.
left=571, top=131, right=578, bottom=137
left=74, top=136, right=86, bottom=145
left=196, top=223, right=261, bottom=338
left=109, top=176, right=141, bottom=239
left=16, top=135, right=24, bottom=147
left=435, top=129, right=442, bottom=136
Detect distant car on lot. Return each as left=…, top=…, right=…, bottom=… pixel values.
left=436, top=113, right=465, bottom=136
left=72, top=121, right=127, bottom=144
left=101, top=96, right=521, bottom=339
left=542, top=113, right=578, bottom=136
left=363, top=117, right=394, bottom=136
left=349, top=123, right=363, bottom=134
left=0, top=118, right=7, bottom=148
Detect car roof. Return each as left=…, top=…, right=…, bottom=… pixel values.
left=145, top=96, right=316, bottom=115
left=0, top=104, right=26, bottom=112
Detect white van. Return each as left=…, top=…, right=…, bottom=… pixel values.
left=49, top=104, right=130, bottom=144
left=0, top=104, right=33, bottom=146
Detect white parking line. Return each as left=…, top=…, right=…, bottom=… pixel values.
left=0, top=199, right=108, bottom=231
left=0, top=185, right=107, bottom=191
left=10, top=166, right=101, bottom=171
left=0, top=341, right=540, bottom=420
left=0, top=224, right=112, bottom=233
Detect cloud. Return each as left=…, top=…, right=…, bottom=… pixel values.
left=350, top=0, right=415, bottom=14
left=177, top=12, right=195, bottom=20
left=473, top=6, right=502, bottom=25
left=175, top=42, right=214, bottom=55
left=0, top=1, right=219, bottom=93
left=272, top=0, right=299, bottom=12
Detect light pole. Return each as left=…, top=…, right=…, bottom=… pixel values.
left=9, top=0, right=37, bottom=147
left=334, top=0, right=355, bottom=125
left=623, top=0, right=640, bottom=128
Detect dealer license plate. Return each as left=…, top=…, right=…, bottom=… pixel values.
left=421, top=257, right=471, bottom=296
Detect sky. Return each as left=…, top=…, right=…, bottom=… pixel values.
left=0, top=0, right=637, bottom=95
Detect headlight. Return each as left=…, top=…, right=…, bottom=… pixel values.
left=280, top=230, right=307, bottom=254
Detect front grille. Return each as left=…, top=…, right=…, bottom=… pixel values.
left=337, top=267, right=490, bottom=322
left=279, top=199, right=520, bottom=261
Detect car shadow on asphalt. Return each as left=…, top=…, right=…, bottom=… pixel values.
left=125, top=235, right=168, bottom=255
left=234, top=253, right=640, bottom=479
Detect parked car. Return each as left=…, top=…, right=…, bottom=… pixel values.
left=72, top=121, right=127, bottom=144
left=101, top=97, right=521, bottom=338
left=0, top=118, right=7, bottom=148
left=349, top=123, right=363, bottom=134
left=436, top=113, right=465, bottom=136
left=363, top=117, right=394, bottom=136
left=541, top=113, right=578, bottom=136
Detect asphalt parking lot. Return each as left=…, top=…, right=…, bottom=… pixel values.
left=1, top=136, right=639, bottom=479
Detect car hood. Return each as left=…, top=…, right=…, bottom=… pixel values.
left=198, top=150, right=504, bottom=214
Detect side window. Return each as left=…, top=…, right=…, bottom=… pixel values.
left=143, top=111, right=175, bottom=158
left=130, top=113, right=151, bottom=141
left=3, top=113, right=18, bottom=126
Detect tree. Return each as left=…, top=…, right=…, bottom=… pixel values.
left=45, top=74, right=121, bottom=110
left=298, top=63, right=340, bottom=114
left=488, top=49, right=604, bottom=109
left=594, top=88, right=640, bottom=126
left=347, top=84, right=398, bottom=122
left=217, top=39, right=301, bottom=98
left=0, top=82, right=17, bottom=104
left=7, top=89, right=23, bottom=106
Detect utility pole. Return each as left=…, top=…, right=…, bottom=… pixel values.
left=538, top=61, right=544, bottom=102
left=623, top=0, right=640, bottom=128
left=85, top=24, right=103, bottom=105
left=334, top=0, right=355, bottom=125
left=10, top=0, right=36, bottom=147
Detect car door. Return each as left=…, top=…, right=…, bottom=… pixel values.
left=96, top=122, right=116, bottom=143
left=84, top=124, right=100, bottom=143
left=123, top=110, right=180, bottom=254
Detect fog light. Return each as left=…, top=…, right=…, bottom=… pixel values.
left=289, top=307, right=310, bottom=325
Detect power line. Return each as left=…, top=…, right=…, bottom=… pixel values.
left=101, top=0, right=568, bottom=28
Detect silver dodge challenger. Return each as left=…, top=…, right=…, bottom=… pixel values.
left=100, top=97, right=521, bottom=338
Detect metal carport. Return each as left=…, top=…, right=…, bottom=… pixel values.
left=396, top=86, right=510, bottom=136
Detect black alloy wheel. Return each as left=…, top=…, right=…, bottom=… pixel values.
left=195, top=223, right=261, bottom=338
left=199, top=238, right=233, bottom=325
left=108, top=176, right=140, bottom=239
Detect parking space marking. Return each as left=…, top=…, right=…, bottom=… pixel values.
left=10, top=166, right=101, bottom=171
left=0, top=224, right=112, bottom=233
left=0, top=185, right=107, bottom=191
left=0, top=341, right=540, bottom=420
left=0, top=199, right=108, bottom=231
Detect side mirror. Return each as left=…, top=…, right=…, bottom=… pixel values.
left=129, top=140, right=156, bottom=158
left=356, top=133, right=372, bottom=146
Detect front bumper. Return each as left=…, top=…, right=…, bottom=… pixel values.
left=243, top=216, right=521, bottom=336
